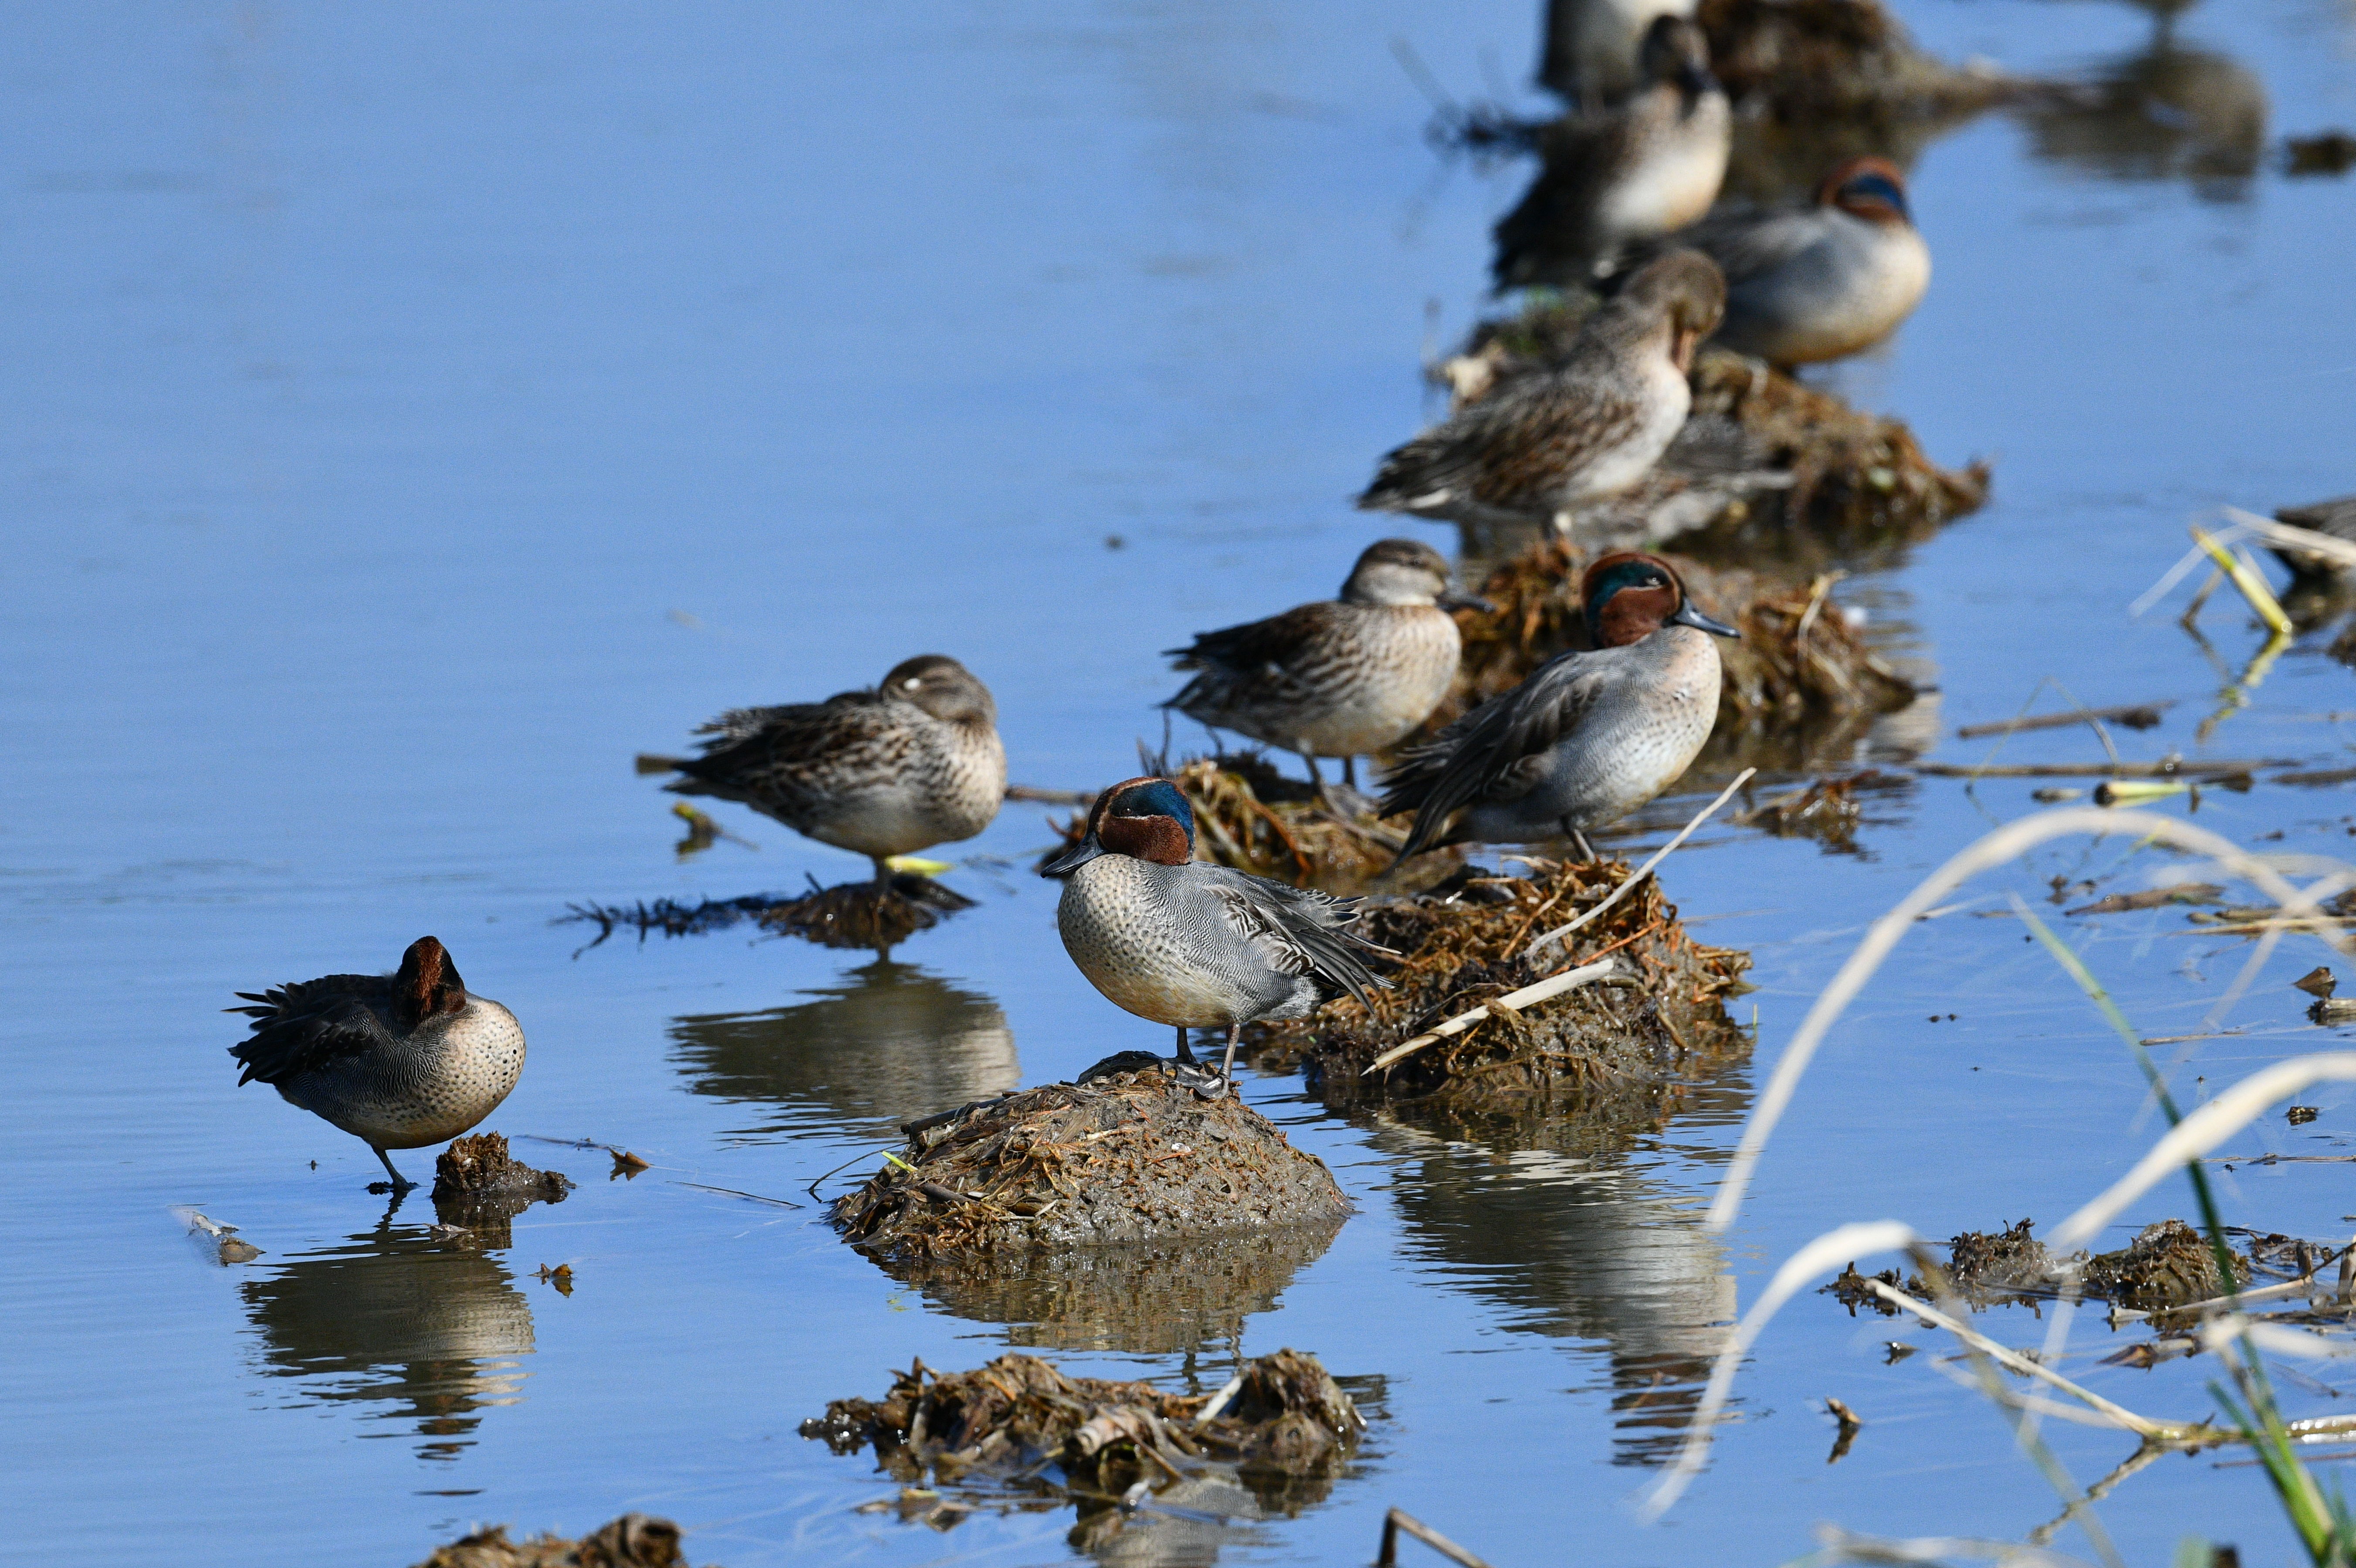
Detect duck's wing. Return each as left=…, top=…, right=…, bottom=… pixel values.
left=1200, top=873, right=1391, bottom=1012
left=1608, top=206, right=1819, bottom=290
left=670, top=690, right=914, bottom=811
left=1359, top=358, right=1642, bottom=521
left=1164, top=604, right=1340, bottom=714
left=227, top=974, right=396, bottom=1086
left=1378, top=646, right=1618, bottom=855
left=1491, top=113, right=1637, bottom=290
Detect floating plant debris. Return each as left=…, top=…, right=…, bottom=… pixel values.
left=412, top=1513, right=693, bottom=1568
left=430, top=1132, right=572, bottom=1249
left=561, top=874, right=975, bottom=953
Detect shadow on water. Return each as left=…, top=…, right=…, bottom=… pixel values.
left=668, top=960, right=1021, bottom=1143
left=239, top=1213, right=536, bottom=1463
left=2016, top=26, right=2268, bottom=197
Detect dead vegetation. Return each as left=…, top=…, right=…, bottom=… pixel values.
left=430, top=1132, right=572, bottom=1247
left=802, top=1349, right=1363, bottom=1507
left=560, top=874, right=974, bottom=953
left=828, top=1066, right=1349, bottom=1260
left=1825, top=1217, right=2258, bottom=1319
left=1733, top=769, right=1913, bottom=853
left=1696, top=0, right=2025, bottom=127
left=413, top=1514, right=694, bottom=1568
left=1242, top=858, right=1750, bottom=1114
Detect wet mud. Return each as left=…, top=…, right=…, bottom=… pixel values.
left=1246, top=858, right=1751, bottom=1114
left=562, top=874, right=975, bottom=954
left=829, top=1068, right=1350, bottom=1259
left=414, top=1514, right=694, bottom=1568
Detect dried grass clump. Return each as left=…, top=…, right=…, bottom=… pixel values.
left=2085, top=1218, right=2247, bottom=1314
left=414, top=1515, right=691, bottom=1568
left=561, top=875, right=973, bottom=953
left=1733, top=769, right=1912, bottom=853
left=1443, top=536, right=1916, bottom=734
left=1246, top=858, right=1750, bottom=1112
left=1696, top=0, right=2022, bottom=125
left=802, top=1349, right=1361, bottom=1489
left=829, top=1068, right=1348, bottom=1260
left=432, top=1133, right=572, bottom=1204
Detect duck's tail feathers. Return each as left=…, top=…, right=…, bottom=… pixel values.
left=635, top=753, right=688, bottom=775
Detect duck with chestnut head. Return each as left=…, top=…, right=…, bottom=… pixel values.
left=229, top=936, right=527, bottom=1193
left=1164, top=538, right=1491, bottom=800
left=1357, top=250, right=1726, bottom=535
left=1636, top=157, right=1930, bottom=368
left=1041, top=778, right=1389, bottom=1099
left=1379, top=553, right=1736, bottom=863
left=640, top=655, right=1006, bottom=889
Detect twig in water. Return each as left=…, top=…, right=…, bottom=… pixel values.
left=672, top=1181, right=805, bottom=1209
left=1362, top=959, right=1618, bottom=1075
left=2190, top=524, right=2294, bottom=636
left=1521, top=767, right=1754, bottom=960
left=1957, top=703, right=2174, bottom=740
left=1376, top=1507, right=1495, bottom=1568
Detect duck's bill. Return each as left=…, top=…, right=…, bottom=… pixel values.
left=1671, top=601, right=1741, bottom=638
left=1438, top=588, right=1496, bottom=613
left=1039, top=836, right=1105, bottom=877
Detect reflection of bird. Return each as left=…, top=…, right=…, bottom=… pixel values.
left=1540, top=0, right=1699, bottom=108
left=2018, top=42, right=2266, bottom=195
left=1625, top=158, right=1931, bottom=366
left=1360, top=252, right=1725, bottom=533
left=1494, top=17, right=1730, bottom=289
left=641, top=655, right=1005, bottom=888
left=669, top=961, right=1019, bottom=1139
left=1042, top=778, right=1387, bottom=1098
left=240, top=1220, right=535, bottom=1463
left=1382, top=553, right=1735, bottom=862
left=229, top=936, right=525, bottom=1193
left=1164, top=540, right=1488, bottom=798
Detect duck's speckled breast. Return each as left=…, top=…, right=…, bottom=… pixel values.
left=1290, top=604, right=1463, bottom=757
left=1056, top=857, right=1300, bottom=1029
left=279, top=997, right=527, bottom=1151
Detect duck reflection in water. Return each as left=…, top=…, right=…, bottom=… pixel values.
left=668, top=960, right=1019, bottom=1142
left=239, top=1213, right=535, bottom=1462
left=2017, top=22, right=2265, bottom=198
left=1381, top=1122, right=1737, bottom=1466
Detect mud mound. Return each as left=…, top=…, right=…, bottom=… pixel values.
left=1443, top=326, right=1986, bottom=556
left=802, top=1348, right=1361, bottom=1489
left=829, top=1067, right=1349, bottom=1259
left=414, top=1514, right=694, bottom=1568
left=1245, top=859, right=1749, bottom=1112
left=2085, top=1219, right=2245, bottom=1313
left=429, top=1133, right=571, bottom=1246
left=1443, top=536, right=1916, bottom=737
left=562, top=874, right=973, bottom=953
left=880, top=1218, right=1344, bottom=1355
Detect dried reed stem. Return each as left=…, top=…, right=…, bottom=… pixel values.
left=1522, top=767, right=1755, bottom=960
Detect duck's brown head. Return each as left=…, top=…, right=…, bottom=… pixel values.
left=882, top=654, right=997, bottom=727
left=1039, top=777, right=1196, bottom=876
left=1818, top=157, right=1913, bottom=226
left=392, top=936, right=468, bottom=1031
left=1638, top=15, right=1717, bottom=103
left=1340, top=538, right=1493, bottom=612
left=1580, top=552, right=1740, bottom=648
left=1618, top=249, right=1726, bottom=373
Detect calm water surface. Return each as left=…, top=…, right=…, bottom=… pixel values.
left=6, top=2, right=2356, bottom=1563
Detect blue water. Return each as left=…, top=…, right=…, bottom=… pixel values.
left=5, top=1, right=2356, bottom=1563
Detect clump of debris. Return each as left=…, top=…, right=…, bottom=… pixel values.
left=1733, top=770, right=1914, bottom=854
left=1696, top=0, right=2025, bottom=128
left=1243, top=858, right=1750, bottom=1113
left=2084, top=1219, right=2245, bottom=1314
left=802, top=1349, right=1362, bottom=1498
left=829, top=1067, right=1349, bottom=1260
left=413, top=1514, right=695, bottom=1568
left=1823, top=1217, right=2255, bottom=1318
left=430, top=1132, right=573, bottom=1247
left=561, top=874, right=974, bottom=954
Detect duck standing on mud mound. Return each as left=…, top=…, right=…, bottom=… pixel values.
left=1624, top=157, right=1930, bottom=368
left=640, top=655, right=1005, bottom=890
left=1380, top=553, right=1736, bottom=864
left=1042, top=778, right=1389, bottom=1100
left=1163, top=539, right=1490, bottom=801
left=228, top=937, right=525, bottom=1193
left=1358, top=251, right=1725, bottom=534
left=1493, top=15, right=1730, bottom=290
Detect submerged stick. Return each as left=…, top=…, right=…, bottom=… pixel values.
left=1376, top=1508, right=1495, bottom=1568
left=1521, top=767, right=1754, bottom=960
left=2190, top=524, right=2293, bottom=635
left=1363, top=958, right=1618, bottom=1074
left=1955, top=703, right=2174, bottom=740
left=1911, top=760, right=2280, bottom=779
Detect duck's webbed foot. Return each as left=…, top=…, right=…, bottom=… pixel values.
left=1170, top=1026, right=1229, bottom=1100
left=370, top=1148, right=418, bottom=1195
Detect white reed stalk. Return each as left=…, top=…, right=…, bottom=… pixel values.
left=1522, top=767, right=1755, bottom=960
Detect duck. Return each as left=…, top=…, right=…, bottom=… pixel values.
left=1539, top=0, right=1699, bottom=109
left=1493, top=16, right=1730, bottom=291
left=640, top=655, right=1005, bottom=889
left=1628, top=157, right=1930, bottom=367
left=1163, top=539, right=1490, bottom=799
left=1379, top=552, right=1736, bottom=863
left=1041, top=777, right=1389, bottom=1098
left=228, top=936, right=526, bottom=1193
left=1357, top=250, right=1725, bottom=534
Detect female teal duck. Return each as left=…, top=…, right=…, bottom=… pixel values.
left=1380, top=552, right=1735, bottom=863
left=1357, top=251, right=1725, bottom=533
left=1651, top=157, right=1930, bottom=367
left=1163, top=539, right=1489, bottom=797
left=230, top=936, right=525, bottom=1193
left=641, top=655, right=1005, bottom=888
left=1042, top=778, right=1389, bottom=1098
left=1494, top=16, right=1730, bottom=290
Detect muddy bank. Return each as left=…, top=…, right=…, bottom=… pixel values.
left=430, top=1132, right=572, bottom=1247
left=1244, top=858, right=1750, bottom=1113
left=829, top=1066, right=1349, bottom=1259
left=561, top=874, right=974, bottom=954
left=415, top=1515, right=696, bottom=1568
left=876, top=1218, right=1344, bottom=1355
left=1443, top=320, right=1986, bottom=558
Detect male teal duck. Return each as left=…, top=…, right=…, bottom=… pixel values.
left=1042, top=778, right=1389, bottom=1098
left=1163, top=539, right=1489, bottom=797
left=1380, top=552, right=1736, bottom=863
left=641, top=655, right=1005, bottom=887
left=230, top=936, right=526, bottom=1193
left=1494, top=16, right=1730, bottom=290
left=1645, top=157, right=1930, bottom=367
left=1357, top=251, right=1725, bottom=533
